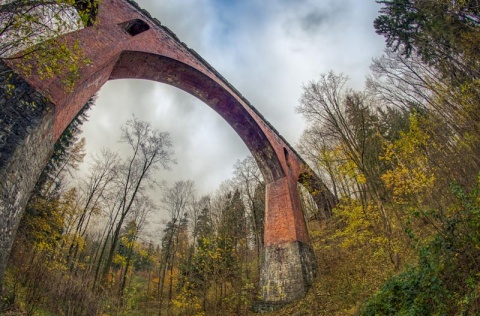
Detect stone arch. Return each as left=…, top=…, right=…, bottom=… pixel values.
left=0, top=0, right=337, bottom=307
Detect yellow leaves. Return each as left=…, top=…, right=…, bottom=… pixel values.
left=382, top=165, right=435, bottom=204
left=6, top=83, right=15, bottom=95
left=15, top=33, right=89, bottom=91
left=70, top=235, right=86, bottom=252
left=458, top=132, right=479, bottom=153
left=23, top=196, right=65, bottom=252
left=113, top=253, right=127, bottom=267
left=380, top=113, right=436, bottom=204
left=356, top=173, right=367, bottom=185
left=338, top=157, right=360, bottom=180
left=319, top=142, right=368, bottom=190
left=333, top=199, right=376, bottom=248
left=172, top=282, right=205, bottom=316
left=5, top=4, right=81, bottom=62
left=36, top=240, right=55, bottom=252
left=330, top=197, right=405, bottom=266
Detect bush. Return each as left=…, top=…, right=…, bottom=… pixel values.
left=360, top=181, right=480, bottom=315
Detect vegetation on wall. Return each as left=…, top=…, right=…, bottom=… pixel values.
left=0, top=0, right=99, bottom=89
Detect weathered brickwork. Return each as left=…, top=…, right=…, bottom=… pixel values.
left=0, top=0, right=337, bottom=305
left=0, top=61, right=55, bottom=291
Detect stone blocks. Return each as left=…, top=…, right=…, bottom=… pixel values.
left=259, top=241, right=316, bottom=310
left=0, top=61, right=55, bottom=293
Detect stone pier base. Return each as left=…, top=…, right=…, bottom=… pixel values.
left=0, top=62, right=55, bottom=295
left=256, top=240, right=317, bottom=311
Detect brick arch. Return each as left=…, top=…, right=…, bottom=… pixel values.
left=297, top=170, right=338, bottom=219
left=109, top=50, right=285, bottom=183
left=0, top=0, right=337, bottom=307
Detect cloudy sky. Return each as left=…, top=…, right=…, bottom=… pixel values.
left=80, top=0, right=386, bottom=198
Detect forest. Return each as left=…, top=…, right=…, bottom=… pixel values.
left=1, top=0, right=480, bottom=315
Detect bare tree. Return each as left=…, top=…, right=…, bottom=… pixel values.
left=100, top=117, right=174, bottom=284
left=297, top=72, right=400, bottom=268
left=66, top=149, right=119, bottom=271
left=157, top=180, right=194, bottom=315
left=119, top=195, right=154, bottom=296
left=233, top=156, right=264, bottom=254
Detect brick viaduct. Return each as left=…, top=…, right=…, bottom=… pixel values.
left=0, top=0, right=336, bottom=308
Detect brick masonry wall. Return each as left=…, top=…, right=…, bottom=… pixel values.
left=0, top=61, right=55, bottom=293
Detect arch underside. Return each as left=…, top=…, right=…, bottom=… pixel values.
left=109, top=50, right=287, bottom=183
